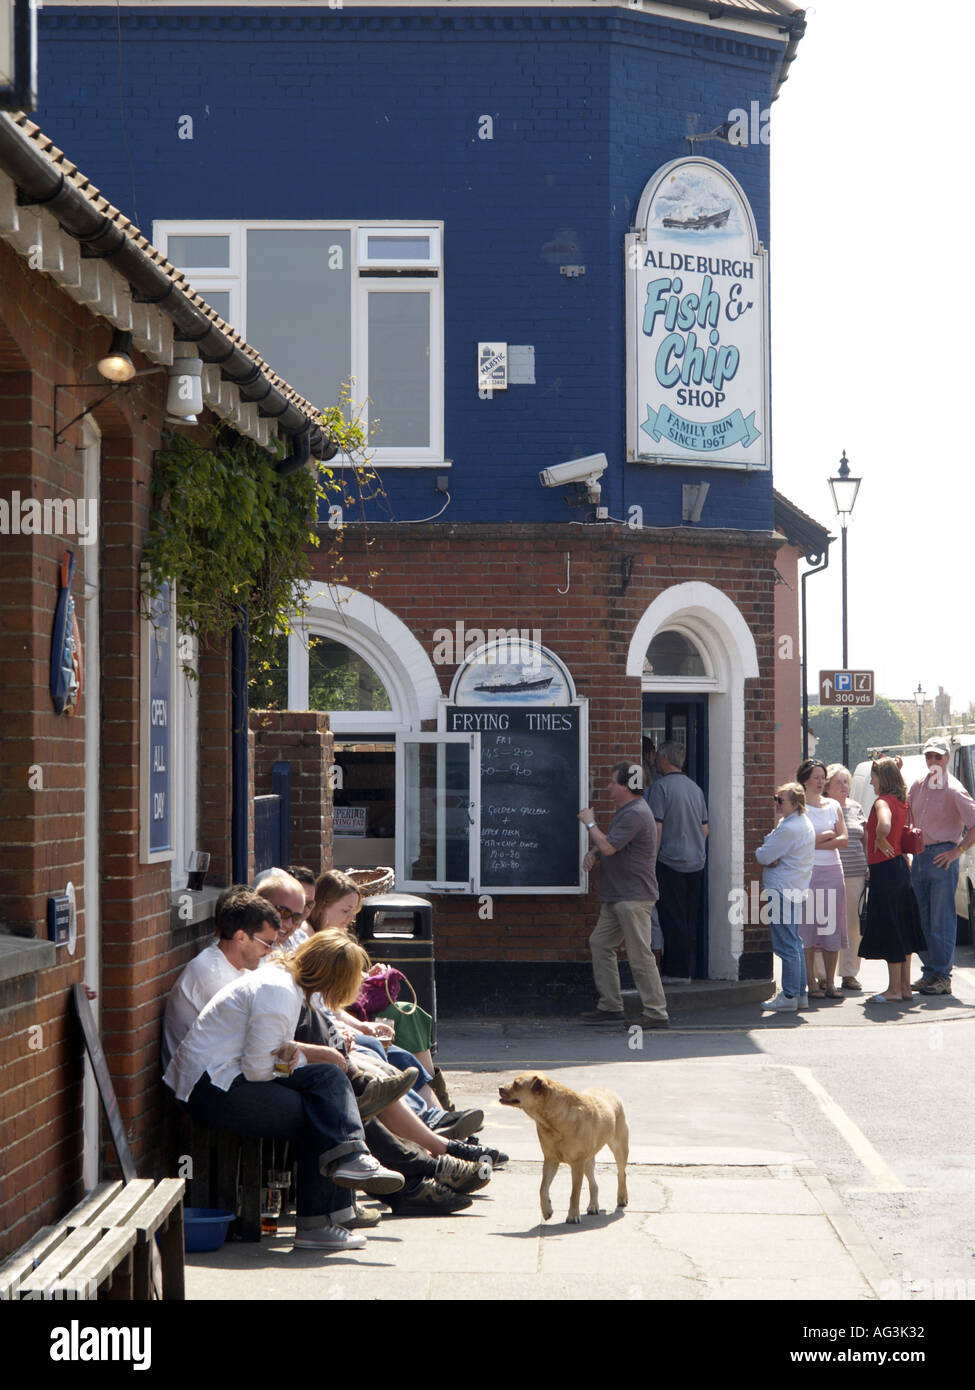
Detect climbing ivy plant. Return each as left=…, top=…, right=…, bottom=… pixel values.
left=143, top=398, right=372, bottom=682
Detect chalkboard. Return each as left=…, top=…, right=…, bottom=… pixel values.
left=447, top=706, right=582, bottom=890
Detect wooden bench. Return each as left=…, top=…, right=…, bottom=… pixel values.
left=0, top=1178, right=185, bottom=1301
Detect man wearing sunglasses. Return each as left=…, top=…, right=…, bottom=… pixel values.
left=254, top=867, right=309, bottom=947
left=907, top=737, right=975, bottom=995
left=162, top=887, right=287, bottom=1067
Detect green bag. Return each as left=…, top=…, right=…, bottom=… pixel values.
left=376, top=1001, right=433, bottom=1055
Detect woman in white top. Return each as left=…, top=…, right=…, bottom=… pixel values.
left=795, top=758, right=848, bottom=999
left=164, top=932, right=404, bottom=1254
left=756, top=782, right=816, bottom=1012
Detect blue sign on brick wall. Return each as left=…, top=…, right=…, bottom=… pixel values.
left=142, top=582, right=173, bottom=859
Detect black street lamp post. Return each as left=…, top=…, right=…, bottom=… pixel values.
left=914, top=681, right=926, bottom=746
left=827, top=450, right=861, bottom=770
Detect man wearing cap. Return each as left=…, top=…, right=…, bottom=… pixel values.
left=908, top=736, right=975, bottom=995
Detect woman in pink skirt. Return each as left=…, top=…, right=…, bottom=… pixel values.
left=795, top=759, right=848, bottom=997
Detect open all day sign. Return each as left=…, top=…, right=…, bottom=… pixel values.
left=626, top=157, right=770, bottom=471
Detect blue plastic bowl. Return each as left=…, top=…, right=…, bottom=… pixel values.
left=183, top=1207, right=235, bottom=1253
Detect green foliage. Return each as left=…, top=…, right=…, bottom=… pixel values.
left=143, top=423, right=330, bottom=675
left=807, top=697, right=907, bottom=770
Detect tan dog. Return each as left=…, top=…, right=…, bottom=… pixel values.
left=498, top=1071, right=629, bottom=1224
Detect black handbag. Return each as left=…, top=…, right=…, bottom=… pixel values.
left=858, top=883, right=869, bottom=928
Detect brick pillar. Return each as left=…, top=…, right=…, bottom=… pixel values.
left=250, top=709, right=333, bottom=876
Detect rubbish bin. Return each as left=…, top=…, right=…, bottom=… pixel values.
left=356, top=892, right=437, bottom=1051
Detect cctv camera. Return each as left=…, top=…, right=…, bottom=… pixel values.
left=538, top=453, right=608, bottom=489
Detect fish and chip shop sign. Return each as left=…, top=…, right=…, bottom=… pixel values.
left=626, top=158, right=770, bottom=471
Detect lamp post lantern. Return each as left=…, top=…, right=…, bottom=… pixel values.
left=828, top=450, right=861, bottom=769
left=914, top=681, right=926, bottom=746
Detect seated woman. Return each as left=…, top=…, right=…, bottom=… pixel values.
left=163, top=932, right=405, bottom=1254
left=292, top=929, right=499, bottom=1189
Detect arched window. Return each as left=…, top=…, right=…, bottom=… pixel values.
left=308, top=637, right=391, bottom=712
left=643, top=629, right=708, bottom=678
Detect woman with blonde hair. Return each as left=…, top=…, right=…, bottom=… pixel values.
left=795, top=758, right=848, bottom=998
left=860, top=758, right=926, bottom=1004
left=820, top=764, right=868, bottom=991
left=164, top=928, right=405, bottom=1255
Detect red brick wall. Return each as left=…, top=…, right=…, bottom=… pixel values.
left=0, top=239, right=238, bottom=1257
left=313, top=522, right=778, bottom=967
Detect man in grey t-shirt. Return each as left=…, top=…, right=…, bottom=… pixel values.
left=577, top=762, right=669, bottom=1029
left=648, top=740, right=708, bottom=982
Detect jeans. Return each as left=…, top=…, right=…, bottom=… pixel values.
left=656, top=862, right=702, bottom=978
left=766, top=890, right=808, bottom=998
left=912, top=843, right=959, bottom=979
left=186, top=1065, right=366, bottom=1229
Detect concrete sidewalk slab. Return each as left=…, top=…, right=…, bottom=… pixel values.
left=183, top=1049, right=887, bottom=1301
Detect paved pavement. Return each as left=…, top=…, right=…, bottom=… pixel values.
left=184, top=963, right=950, bottom=1302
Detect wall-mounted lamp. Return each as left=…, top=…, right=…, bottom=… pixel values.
left=54, top=335, right=205, bottom=444
left=95, top=329, right=135, bottom=384
left=165, top=357, right=203, bottom=424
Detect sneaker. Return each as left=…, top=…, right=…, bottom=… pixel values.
left=401, top=1178, right=473, bottom=1214
left=762, top=991, right=798, bottom=1012
left=797, top=992, right=810, bottom=1010
left=659, top=975, right=692, bottom=984
left=330, top=1153, right=405, bottom=1195
left=431, top=1108, right=484, bottom=1140
left=578, top=1009, right=626, bottom=1024
left=355, top=1067, right=419, bottom=1121
left=445, top=1139, right=509, bottom=1168
left=292, top=1225, right=367, bottom=1251
left=633, top=1015, right=669, bottom=1029
left=339, top=1201, right=382, bottom=1229
left=434, top=1153, right=492, bottom=1193
left=919, top=975, right=952, bottom=995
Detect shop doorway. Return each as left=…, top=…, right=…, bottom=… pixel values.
left=643, top=694, right=710, bottom=978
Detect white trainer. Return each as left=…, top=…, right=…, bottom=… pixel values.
left=762, top=991, right=799, bottom=1012
left=292, top=1225, right=367, bottom=1252
left=797, top=992, right=810, bottom=1010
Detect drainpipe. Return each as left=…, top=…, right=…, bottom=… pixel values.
left=231, top=617, right=249, bottom=885
left=800, top=547, right=829, bottom=763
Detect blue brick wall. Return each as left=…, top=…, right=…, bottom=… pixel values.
left=37, top=6, right=783, bottom=531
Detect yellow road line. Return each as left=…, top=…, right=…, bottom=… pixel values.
left=788, top=1066, right=907, bottom=1193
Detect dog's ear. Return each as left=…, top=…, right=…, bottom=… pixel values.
left=530, top=1076, right=547, bottom=1093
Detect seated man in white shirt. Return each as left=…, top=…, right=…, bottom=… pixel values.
left=162, top=887, right=288, bottom=1069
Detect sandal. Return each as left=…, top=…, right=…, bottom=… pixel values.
left=807, top=986, right=826, bottom=998
left=825, top=985, right=842, bottom=998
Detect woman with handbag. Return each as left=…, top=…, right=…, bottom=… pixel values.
left=859, top=758, right=927, bottom=1003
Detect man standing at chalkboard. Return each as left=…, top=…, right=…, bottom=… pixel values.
left=577, top=763, right=670, bottom=1030
left=649, top=740, right=709, bottom=983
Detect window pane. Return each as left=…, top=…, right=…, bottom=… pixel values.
left=403, top=741, right=470, bottom=882
left=168, top=235, right=230, bottom=268
left=247, top=229, right=351, bottom=408
left=644, top=631, right=707, bottom=678
left=366, top=235, right=431, bottom=262
left=203, top=290, right=231, bottom=322
left=368, top=292, right=429, bottom=448
left=308, top=637, right=391, bottom=712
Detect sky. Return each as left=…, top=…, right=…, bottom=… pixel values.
left=770, top=0, right=974, bottom=715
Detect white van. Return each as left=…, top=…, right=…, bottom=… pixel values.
left=850, top=732, right=975, bottom=938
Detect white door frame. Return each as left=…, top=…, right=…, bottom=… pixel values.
left=81, top=420, right=101, bottom=1189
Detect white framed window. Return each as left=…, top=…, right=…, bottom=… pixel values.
left=154, top=219, right=445, bottom=467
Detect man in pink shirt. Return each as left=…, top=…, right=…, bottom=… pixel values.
left=908, top=737, right=975, bottom=994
